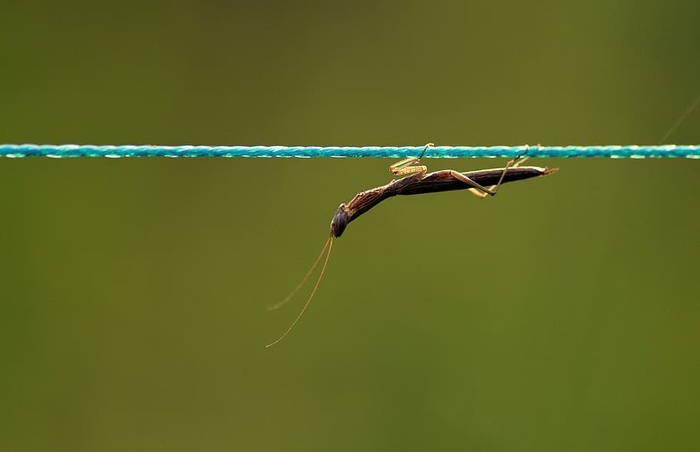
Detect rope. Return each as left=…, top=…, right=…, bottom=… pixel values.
left=1, top=144, right=699, bottom=159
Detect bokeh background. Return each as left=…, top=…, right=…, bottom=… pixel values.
left=1, top=0, right=699, bottom=450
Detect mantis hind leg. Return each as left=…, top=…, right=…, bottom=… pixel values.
left=466, top=149, right=530, bottom=199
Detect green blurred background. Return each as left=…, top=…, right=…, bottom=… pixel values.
left=1, top=0, right=699, bottom=450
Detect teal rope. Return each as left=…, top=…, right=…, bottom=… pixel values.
left=1, top=144, right=699, bottom=159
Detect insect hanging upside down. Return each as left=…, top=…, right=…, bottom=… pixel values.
left=266, top=145, right=558, bottom=347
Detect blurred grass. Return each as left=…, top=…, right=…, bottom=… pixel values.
left=1, top=0, right=700, bottom=451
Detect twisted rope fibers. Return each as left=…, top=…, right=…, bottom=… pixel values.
left=1, top=144, right=699, bottom=159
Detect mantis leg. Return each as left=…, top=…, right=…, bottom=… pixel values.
left=389, top=143, right=434, bottom=176
left=465, top=150, right=530, bottom=199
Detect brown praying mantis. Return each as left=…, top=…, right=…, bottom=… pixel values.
left=266, top=144, right=558, bottom=347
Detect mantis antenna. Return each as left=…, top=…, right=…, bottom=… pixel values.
left=265, top=236, right=334, bottom=348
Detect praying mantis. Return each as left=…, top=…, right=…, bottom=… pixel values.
left=266, top=145, right=558, bottom=347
